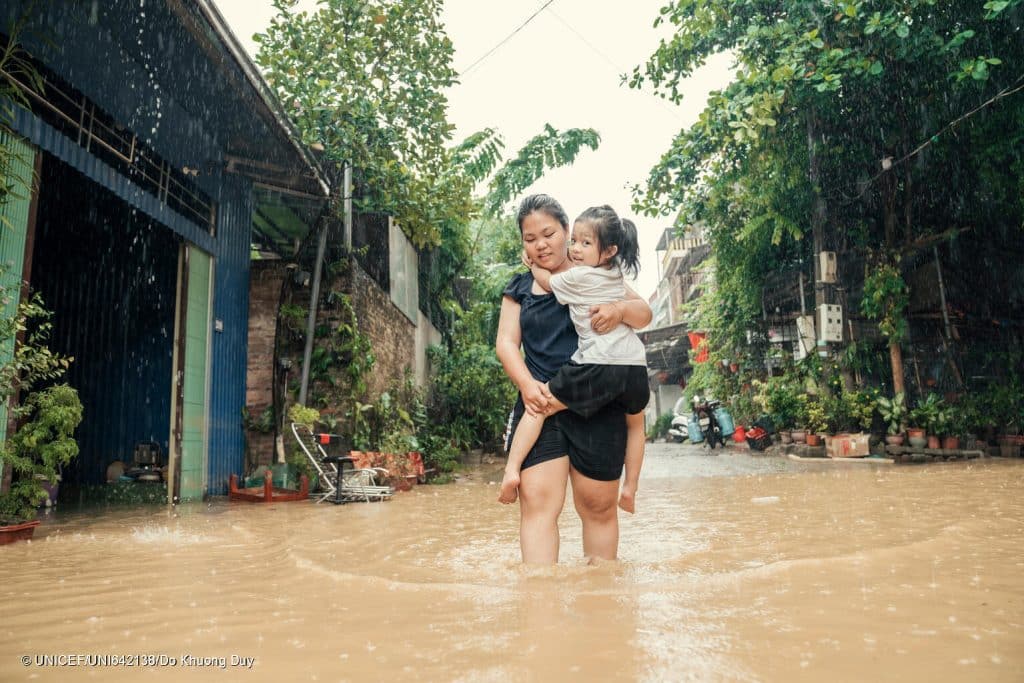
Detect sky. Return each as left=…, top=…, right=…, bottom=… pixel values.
left=212, top=0, right=733, bottom=300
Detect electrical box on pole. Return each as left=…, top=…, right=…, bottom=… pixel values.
left=817, top=304, right=843, bottom=343
left=819, top=251, right=837, bottom=283
left=794, top=315, right=816, bottom=360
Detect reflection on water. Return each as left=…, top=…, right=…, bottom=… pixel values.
left=1, top=448, right=1022, bottom=682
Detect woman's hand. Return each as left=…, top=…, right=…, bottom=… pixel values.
left=589, top=302, right=624, bottom=335
left=520, top=380, right=551, bottom=416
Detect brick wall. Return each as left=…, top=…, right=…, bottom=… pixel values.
left=244, top=260, right=286, bottom=468
left=345, top=259, right=416, bottom=397
left=244, top=257, right=420, bottom=469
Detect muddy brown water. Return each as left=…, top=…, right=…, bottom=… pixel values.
left=1, top=444, right=1022, bottom=682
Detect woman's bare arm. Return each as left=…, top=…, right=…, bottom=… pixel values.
left=496, top=296, right=550, bottom=415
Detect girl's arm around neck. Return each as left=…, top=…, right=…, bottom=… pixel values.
left=530, top=263, right=553, bottom=292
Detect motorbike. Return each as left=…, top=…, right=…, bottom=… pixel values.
left=666, top=397, right=691, bottom=443
left=692, top=395, right=724, bottom=450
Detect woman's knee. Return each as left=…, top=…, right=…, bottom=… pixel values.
left=519, top=458, right=568, bottom=516
left=570, top=475, right=618, bottom=520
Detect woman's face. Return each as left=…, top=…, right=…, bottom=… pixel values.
left=521, top=211, right=569, bottom=272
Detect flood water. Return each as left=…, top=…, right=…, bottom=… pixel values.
left=2, top=444, right=1022, bottom=682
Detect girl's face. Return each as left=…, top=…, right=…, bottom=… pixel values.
left=521, top=211, right=569, bottom=272
left=570, top=221, right=617, bottom=268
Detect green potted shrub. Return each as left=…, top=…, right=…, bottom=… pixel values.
left=804, top=398, right=828, bottom=447
left=791, top=393, right=810, bottom=444
left=0, top=283, right=83, bottom=542
left=0, top=385, right=82, bottom=540
left=911, top=393, right=945, bottom=449
left=876, top=392, right=908, bottom=445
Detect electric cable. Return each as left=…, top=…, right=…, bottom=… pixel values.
left=458, top=0, right=556, bottom=77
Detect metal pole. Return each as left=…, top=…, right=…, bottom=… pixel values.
left=298, top=224, right=328, bottom=406
left=343, top=163, right=353, bottom=251
left=798, top=270, right=806, bottom=316
left=933, top=246, right=952, bottom=341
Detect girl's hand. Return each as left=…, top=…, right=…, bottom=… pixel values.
left=520, top=380, right=550, bottom=416
left=589, top=302, right=623, bottom=335
left=521, top=249, right=533, bottom=269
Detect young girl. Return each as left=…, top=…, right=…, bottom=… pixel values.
left=498, top=205, right=649, bottom=513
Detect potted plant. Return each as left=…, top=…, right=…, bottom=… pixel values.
left=759, top=378, right=799, bottom=444
left=876, top=392, right=907, bottom=446
left=933, top=401, right=959, bottom=450
left=910, top=393, right=945, bottom=449
left=804, top=399, right=828, bottom=447
left=790, top=393, right=810, bottom=444
left=0, top=284, right=83, bottom=543
left=0, top=385, right=83, bottom=542
left=907, top=393, right=936, bottom=448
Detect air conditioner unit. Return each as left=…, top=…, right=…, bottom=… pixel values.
left=817, top=304, right=843, bottom=343
left=794, top=315, right=815, bottom=360
left=819, top=251, right=837, bottom=283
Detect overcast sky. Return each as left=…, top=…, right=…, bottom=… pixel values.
left=213, top=0, right=733, bottom=300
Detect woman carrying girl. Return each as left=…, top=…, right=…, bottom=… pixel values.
left=495, top=195, right=652, bottom=564
left=498, top=205, right=649, bottom=514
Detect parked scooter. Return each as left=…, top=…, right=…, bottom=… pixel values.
left=666, top=397, right=690, bottom=443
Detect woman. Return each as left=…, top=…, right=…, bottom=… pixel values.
left=495, top=194, right=652, bottom=564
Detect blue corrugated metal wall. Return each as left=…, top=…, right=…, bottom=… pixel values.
left=2, top=0, right=260, bottom=493
left=208, top=176, right=251, bottom=494
left=31, top=156, right=177, bottom=486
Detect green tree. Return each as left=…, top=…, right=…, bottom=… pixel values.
left=255, top=0, right=471, bottom=248
left=631, top=0, right=1024, bottom=392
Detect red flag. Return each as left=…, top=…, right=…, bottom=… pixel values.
left=687, top=332, right=709, bottom=363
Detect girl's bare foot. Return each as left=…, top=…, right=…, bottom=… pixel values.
left=498, top=470, right=520, bottom=504
left=618, top=487, right=636, bottom=514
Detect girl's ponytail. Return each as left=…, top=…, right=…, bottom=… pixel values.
left=618, top=219, right=641, bottom=279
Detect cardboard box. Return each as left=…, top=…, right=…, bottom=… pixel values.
left=828, top=433, right=870, bottom=458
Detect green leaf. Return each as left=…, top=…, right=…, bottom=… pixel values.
left=895, top=23, right=910, bottom=38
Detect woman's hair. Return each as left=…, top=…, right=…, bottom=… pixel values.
left=575, top=205, right=641, bottom=278
left=516, top=194, right=569, bottom=233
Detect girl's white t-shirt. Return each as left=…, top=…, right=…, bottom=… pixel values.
left=548, top=265, right=647, bottom=366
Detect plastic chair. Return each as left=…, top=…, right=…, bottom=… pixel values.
left=290, top=423, right=393, bottom=504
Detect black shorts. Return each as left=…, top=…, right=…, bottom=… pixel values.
left=560, top=402, right=629, bottom=481
left=505, top=398, right=569, bottom=472
left=506, top=403, right=624, bottom=481
left=547, top=362, right=649, bottom=418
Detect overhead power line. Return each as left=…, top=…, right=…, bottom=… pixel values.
left=458, top=0, right=556, bottom=77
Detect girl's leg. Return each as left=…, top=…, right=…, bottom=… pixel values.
left=499, top=387, right=569, bottom=503
left=569, top=467, right=620, bottom=561
left=518, top=456, right=569, bottom=564
left=618, top=412, right=646, bottom=514
left=499, top=411, right=546, bottom=503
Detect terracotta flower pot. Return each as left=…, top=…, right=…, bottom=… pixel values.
left=806, top=433, right=821, bottom=447
left=927, top=435, right=940, bottom=449
left=884, top=434, right=905, bottom=446
left=941, top=436, right=959, bottom=450
left=0, top=519, right=41, bottom=545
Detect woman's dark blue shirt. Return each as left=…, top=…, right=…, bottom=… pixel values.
left=502, top=272, right=578, bottom=382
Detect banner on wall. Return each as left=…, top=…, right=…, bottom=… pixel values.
left=687, top=331, right=709, bottom=363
